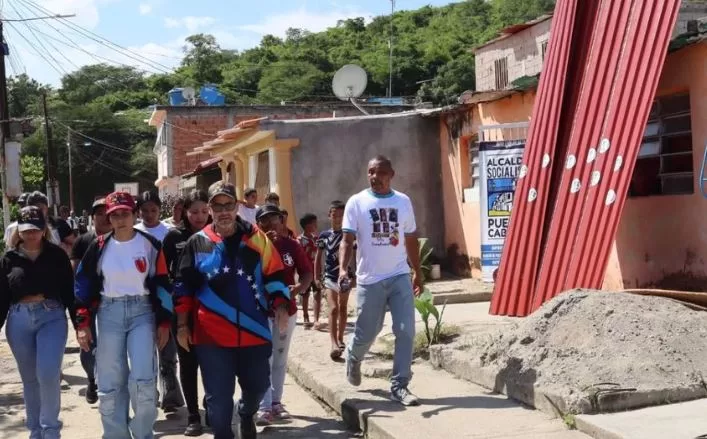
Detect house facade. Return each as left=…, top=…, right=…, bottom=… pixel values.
left=147, top=103, right=411, bottom=199
left=443, top=12, right=707, bottom=289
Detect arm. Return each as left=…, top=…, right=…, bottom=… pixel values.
left=74, top=240, right=100, bottom=330
left=150, top=246, right=173, bottom=328
left=403, top=198, right=423, bottom=295
left=0, top=257, right=10, bottom=330
left=57, top=248, right=77, bottom=330
left=291, top=244, right=313, bottom=296
left=338, top=233, right=355, bottom=280
left=173, top=238, right=203, bottom=329
left=314, top=246, right=324, bottom=283
left=161, top=231, right=179, bottom=281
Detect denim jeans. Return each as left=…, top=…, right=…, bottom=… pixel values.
left=347, top=273, right=415, bottom=390
left=259, top=314, right=297, bottom=410
left=196, top=344, right=271, bottom=439
left=95, top=295, right=158, bottom=439
left=79, top=314, right=97, bottom=383
left=6, top=299, right=68, bottom=439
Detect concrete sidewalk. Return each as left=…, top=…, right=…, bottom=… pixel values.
left=0, top=329, right=354, bottom=439
left=288, top=317, right=588, bottom=439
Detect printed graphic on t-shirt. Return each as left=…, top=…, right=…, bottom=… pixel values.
left=282, top=252, right=294, bottom=267
left=134, top=256, right=148, bottom=273
left=368, top=208, right=400, bottom=247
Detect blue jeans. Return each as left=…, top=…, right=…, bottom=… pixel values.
left=6, top=299, right=68, bottom=439
left=196, top=344, right=271, bottom=439
left=347, top=273, right=415, bottom=390
left=259, top=314, right=297, bottom=411
left=95, top=296, right=158, bottom=439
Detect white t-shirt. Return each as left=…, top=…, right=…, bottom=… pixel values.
left=238, top=205, right=258, bottom=224
left=100, top=233, right=151, bottom=297
left=135, top=221, right=170, bottom=242
left=342, top=189, right=417, bottom=285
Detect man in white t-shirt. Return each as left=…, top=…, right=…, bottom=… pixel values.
left=339, top=155, right=423, bottom=407
left=237, top=187, right=259, bottom=224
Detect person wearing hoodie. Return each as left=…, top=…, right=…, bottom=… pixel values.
left=162, top=190, right=210, bottom=436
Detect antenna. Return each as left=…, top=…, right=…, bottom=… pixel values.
left=332, top=64, right=369, bottom=115
left=182, top=87, right=196, bottom=105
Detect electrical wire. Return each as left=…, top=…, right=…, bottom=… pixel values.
left=51, top=119, right=133, bottom=155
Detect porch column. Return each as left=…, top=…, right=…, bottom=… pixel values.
left=269, top=139, right=299, bottom=231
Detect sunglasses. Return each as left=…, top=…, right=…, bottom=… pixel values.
left=210, top=202, right=237, bottom=213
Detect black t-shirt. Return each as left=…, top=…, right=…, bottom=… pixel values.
left=71, top=231, right=96, bottom=262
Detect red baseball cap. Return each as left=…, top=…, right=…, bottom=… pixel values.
left=105, top=191, right=136, bottom=215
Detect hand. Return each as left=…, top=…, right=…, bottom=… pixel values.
left=157, top=325, right=171, bottom=350
left=275, top=306, right=289, bottom=336
left=77, top=328, right=93, bottom=352
left=338, top=272, right=349, bottom=287
left=314, top=278, right=323, bottom=290
left=412, top=269, right=424, bottom=297
left=176, top=326, right=192, bottom=352
left=289, top=283, right=304, bottom=297
left=266, top=230, right=278, bottom=241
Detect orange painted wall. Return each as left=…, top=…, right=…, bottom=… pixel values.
left=606, top=43, right=707, bottom=289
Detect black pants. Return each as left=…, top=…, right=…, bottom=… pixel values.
left=195, top=344, right=271, bottom=439
left=177, top=340, right=201, bottom=422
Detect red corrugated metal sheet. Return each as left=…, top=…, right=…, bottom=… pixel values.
left=566, top=0, right=682, bottom=291
left=491, top=0, right=681, bottom=316
left=491, top=0, right=583, bottom=316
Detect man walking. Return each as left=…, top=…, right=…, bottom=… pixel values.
left=174, top=182, right=290, bottom=439
left=69, top=197, right=112, bottom=404
left=339, top=155, right=423, bottom=406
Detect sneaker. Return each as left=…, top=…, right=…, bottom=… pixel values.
left=184, top=422, right=203, bottom=437
left=271, top=403, right=290, bottom=419
left=255, top=410, right=274, bottom=426
left=240, top=415, right=257, bottom=439
left=390, top=387, right=420, bottom=406
left=85, top=381, right=98, bottom=405
left=346, top=357, right=362, bottom=387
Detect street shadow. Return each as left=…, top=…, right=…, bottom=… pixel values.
left=492, top=357, right=538, bottom=411
left=0, top=390, right=28, bottom=437
left=261, top=419, right=357, bottom=438
left=419, top=394, right=523, bottom=418
left=340, top=388, right=405, bottom=431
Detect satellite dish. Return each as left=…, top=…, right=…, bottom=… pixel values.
left=182, top=87, right=196, bottom=101
left=333, top=65, right=368, bottom=101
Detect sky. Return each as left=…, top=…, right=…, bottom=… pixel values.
left=3, top=0, right=459, bottom=86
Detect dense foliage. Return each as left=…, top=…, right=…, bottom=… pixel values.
left=9, top=0, right=554, bottom=211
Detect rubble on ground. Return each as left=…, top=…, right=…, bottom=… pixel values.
left=458, top=290, right=707, bottom=414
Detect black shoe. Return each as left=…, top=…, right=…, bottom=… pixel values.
left=85, top=382, right=98, bottom=405
left=184, top=422, right=203, bottom=437
left=239, top=416, right=256, bottom=439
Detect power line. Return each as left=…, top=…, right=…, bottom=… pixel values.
left=1, top=13, right=75, bottom=22
left=51, top=119, right=132, bottom=155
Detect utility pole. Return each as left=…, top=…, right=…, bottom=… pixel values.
left=0, top=21, right=11, bottom=230
left=42, top=92, right=59, bottom=215
left=388, top=0, right=395, bottom=98
left=66, top=127, right=74, bottom=213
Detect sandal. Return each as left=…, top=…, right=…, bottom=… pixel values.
left=330, top=346, right=342, bottom=360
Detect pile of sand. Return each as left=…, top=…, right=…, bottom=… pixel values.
left=462, top=290, right=707, bottom=413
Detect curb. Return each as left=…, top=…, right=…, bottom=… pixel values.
left=432, top=291, right=492, bottom=305
left=288, top=354, right=396, bottom=439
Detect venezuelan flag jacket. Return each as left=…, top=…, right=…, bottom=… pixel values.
left=174, top=219, right=289, bottom=347
left=73, top=229, right=174, bottom=329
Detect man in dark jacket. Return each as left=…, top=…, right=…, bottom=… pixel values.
left=174, top=182, right=289, bottom=439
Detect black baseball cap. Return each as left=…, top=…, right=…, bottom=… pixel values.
left=92, top=197, right=107, bottom=214
left=208, top=182, right=237, bottom=202
left=17, top=206, right=46, bottom=232
left=255, top=204, right=282, bottom=221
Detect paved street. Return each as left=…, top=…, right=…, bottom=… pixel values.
left=0, top=329, right=356, bottom=439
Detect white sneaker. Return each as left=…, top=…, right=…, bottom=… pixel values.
left=391, top=387, right=420, bottom=406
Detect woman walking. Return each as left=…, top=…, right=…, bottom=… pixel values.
left=0, top=206, right=75, bottom=439
left=74, top=192, right=173, bottom=439
left=162, top=190, right=210, bottom=436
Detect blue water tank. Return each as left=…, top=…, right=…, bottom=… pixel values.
left=200, top=85, right=226, bottom=106
left=168, top=88, right=186, bottom=106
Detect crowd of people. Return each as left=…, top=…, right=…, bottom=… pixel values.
left=0, top=155, right=424, bottom=439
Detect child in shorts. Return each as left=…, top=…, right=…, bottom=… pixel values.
left=298, top=213, right=321, bottom=329
left=315, top=201, right=354, bottom=360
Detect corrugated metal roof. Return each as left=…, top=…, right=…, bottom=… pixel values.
left=474, top=14, right=554, bottom=52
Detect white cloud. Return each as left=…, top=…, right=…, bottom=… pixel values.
left=164, top=16, right=217, bottom=33
left=239, top=7, right=370, bottom=38
left=138, top=3, right=152, bottom=15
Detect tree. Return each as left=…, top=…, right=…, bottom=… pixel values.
left=180, top=34, right=236, bottom=85
left=257, top=61, right=328, bottom=103
left=8, top=74, right=48, bottom=118
left=21, top=155, right=45, bottom=192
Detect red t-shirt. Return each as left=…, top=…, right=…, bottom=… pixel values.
left=298, top=233, right=318, bottom=264
left=273, top=236, right=313, bottom=316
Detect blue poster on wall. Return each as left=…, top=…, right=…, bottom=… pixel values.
left=478, top=140, right=525, bottom=283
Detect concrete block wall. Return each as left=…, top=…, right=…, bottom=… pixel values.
left=474, top=18, right=552, bottom=92
left=675, top=2, right=707, bottom=36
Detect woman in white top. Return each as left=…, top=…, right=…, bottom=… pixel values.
left=135, top=191, right=170, bottom=241
left=74, top=191, right=173, bottom=439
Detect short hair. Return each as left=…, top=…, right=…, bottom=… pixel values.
left=183, top=190, right=208, bottom=210
left=329, top=200, right=345, bottom=212
left=369, top=154, right=393, bottom=169
left=280, top=209, right=288, bottom=216
left=59, top=205, right=70, bottom=215
left=27, top=191, right=49, bottom=207
left=244, top=188, right=257, bottom=197
left=265, top=192, right=280, bottom=202
left=299, top=213, right=317, bottom=230
left=138, top=191, right=162, bottom=208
